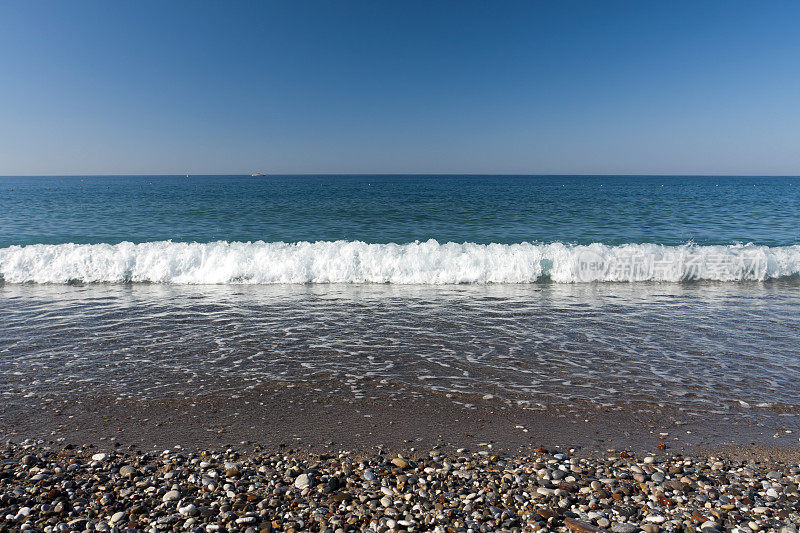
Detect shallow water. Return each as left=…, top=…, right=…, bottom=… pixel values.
left=2, top=282, right=798, bottom=414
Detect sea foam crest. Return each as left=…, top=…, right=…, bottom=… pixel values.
left=0, top=240, right=798, bottom=284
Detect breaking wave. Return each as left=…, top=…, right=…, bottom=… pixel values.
left=0, top=240, right=799, bottom=284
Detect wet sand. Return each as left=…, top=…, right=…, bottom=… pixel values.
left=2, top=379, right=799, bottom=461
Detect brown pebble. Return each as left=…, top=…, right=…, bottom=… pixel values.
left=565, top=517, right=603, bottom=533
left=538, top=508, right=558, bottom=519
left=657, top=494, right=673, bottom=507
left=391, top=457, right=409, bottom=469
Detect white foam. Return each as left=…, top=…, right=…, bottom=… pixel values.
left=0, top=240, right=798, bottom=284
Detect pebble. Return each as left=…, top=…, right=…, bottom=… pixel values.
left=0, top=442, right=797, bottom=532
left=179, top=503, right=198, bottom=516
left=162, top=489, right=180, bottom=502
left=391, top=457, right=409, bottom=469
left=293, top=473, right=311, bottom=489
left=565, top=517, right=602, bottom=532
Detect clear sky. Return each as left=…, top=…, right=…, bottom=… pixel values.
left=1, top=1, right=799, bottom=175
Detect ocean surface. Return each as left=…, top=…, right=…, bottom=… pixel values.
left=1, top=175, right=799, bottom=413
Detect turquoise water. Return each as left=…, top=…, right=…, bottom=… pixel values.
left=1, top=175, right=798, bottom=247
left=1, top=175, right=798, bottom=284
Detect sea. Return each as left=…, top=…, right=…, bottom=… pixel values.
left=1, top=175, right=799, bottom=417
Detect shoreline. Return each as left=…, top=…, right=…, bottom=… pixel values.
left=3, top=377, right=799, bottom=531
left=3, top=379, right=799, bottom=461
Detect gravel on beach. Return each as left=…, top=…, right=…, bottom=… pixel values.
left=1, top=440, right=799, bottom=533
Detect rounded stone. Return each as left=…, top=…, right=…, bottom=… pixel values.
left=294, top=473, right=312, bottom=490
left=391, top=457, right=409, bottom=469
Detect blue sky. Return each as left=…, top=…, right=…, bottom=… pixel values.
left=1, top=1, right=799, bottom=175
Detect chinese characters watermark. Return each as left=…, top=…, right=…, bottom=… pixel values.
left=576, top=249, right=767, bottom=282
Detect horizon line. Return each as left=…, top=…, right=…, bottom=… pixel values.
left=2, top=173, right=800, bottom=178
